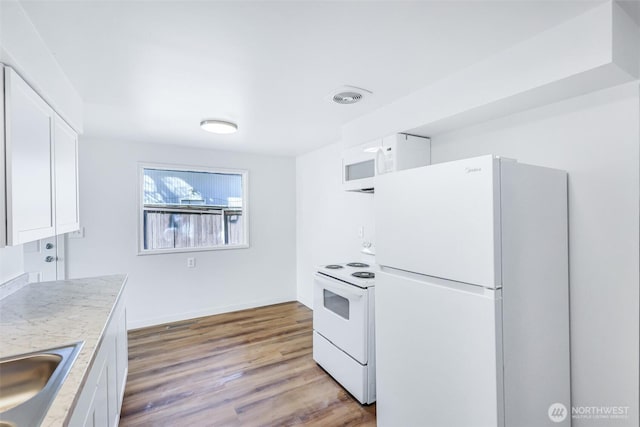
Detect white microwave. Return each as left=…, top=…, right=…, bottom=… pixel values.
left=342, top=133, right=431, bottom=192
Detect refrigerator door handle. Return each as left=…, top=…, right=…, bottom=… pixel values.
left=379, top=266, right=499, bottom=298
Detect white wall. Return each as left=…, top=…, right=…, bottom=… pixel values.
left=295, top=142, right=375, bottom=308
left=430, top=82, right=639, bottom=426
left=342, top=1, right=639, bottom=148
left=0, top=0, right=80, bottom=286
left=0, top=245, right=24, bottom=283
left=0, top=0, right=83, bottom=131
left=296, top=83, right=639, bottom=425
left=67, top=139, right=297, bottom=329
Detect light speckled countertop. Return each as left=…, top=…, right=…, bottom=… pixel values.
left=0, top=274, right=128, bottom=426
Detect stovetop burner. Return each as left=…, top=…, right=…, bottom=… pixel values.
left=352, top=271, right=375, bottom=279
left=347, top=262, right=369, bottom=268
left=325, top=265, right=343, bottom=269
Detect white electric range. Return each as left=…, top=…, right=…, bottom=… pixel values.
left=312, top=262, right=376, bottom=404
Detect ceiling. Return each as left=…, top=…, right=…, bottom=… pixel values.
left=20, top=0, right=602, bottom=156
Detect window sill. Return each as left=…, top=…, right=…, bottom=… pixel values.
left=137, top=244, right=250, bottom=256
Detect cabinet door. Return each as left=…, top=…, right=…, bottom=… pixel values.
left=69, top=294, right=128, bottom=427
left=89, top=357, right=110, bottom=427
left=5, top=67, right=56, bottom=245
left=106, top=329, right=118, bottom=427
left=73, top=353, right=109, bottom=427
left=115, top=304, right=128, bottom=407
left=0, top=68, right=5, bottom=247
left=54, top=114, right=80, bottom=234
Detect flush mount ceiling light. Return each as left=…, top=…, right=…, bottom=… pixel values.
left=200, top=119, right=238, bottom=134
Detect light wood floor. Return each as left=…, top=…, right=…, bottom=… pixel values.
left=119, top=302, right=376, bottom=426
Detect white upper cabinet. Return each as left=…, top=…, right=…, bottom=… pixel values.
left=2, top=66, right=80, bottom=247
left=4, top=67, right=56, bottom=246
left=54, top=114, right=80, bottom=234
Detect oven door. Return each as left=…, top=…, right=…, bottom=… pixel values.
left=313, top=273, right=369, bottom=364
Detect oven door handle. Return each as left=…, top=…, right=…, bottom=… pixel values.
left=321, top=281, right=364, bottom=300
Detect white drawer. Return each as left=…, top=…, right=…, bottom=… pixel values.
left=313, top=331, right=371, bottom=404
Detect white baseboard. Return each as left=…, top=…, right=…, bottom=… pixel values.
left=297, top=295, right=313, bottom=310
left=128, top=296, right=296, bottom=330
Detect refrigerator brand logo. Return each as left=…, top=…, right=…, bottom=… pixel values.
left=465, top=167, right=482, bottom=173
left=548, top=403, right=568, bottom=423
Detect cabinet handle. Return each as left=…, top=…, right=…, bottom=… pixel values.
left=45, top=243, right=54, bottom=250
left=45, top=256, right=56, bottom=263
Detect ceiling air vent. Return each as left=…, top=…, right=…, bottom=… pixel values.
left=330, top=86, right=372, bottom=105
left=333, top=92, right=362, bottom=104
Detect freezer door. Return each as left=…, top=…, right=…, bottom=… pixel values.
left=375, top=155, right=501, bottom=288
left=375, top=269, right=504, bottom=427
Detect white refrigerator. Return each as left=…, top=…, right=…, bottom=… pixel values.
left=374, top=155, right=571, bottom=427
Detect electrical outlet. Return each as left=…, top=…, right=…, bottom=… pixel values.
left=187, top=257, right=196, bottom=268
left=68, top=227, right=85, bottom=239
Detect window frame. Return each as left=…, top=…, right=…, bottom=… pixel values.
left=137, top=162, right=250, bottom=255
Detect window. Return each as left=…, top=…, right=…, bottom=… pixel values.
left=138, top=164, right=248, bottom=254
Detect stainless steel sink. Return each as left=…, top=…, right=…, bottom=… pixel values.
left=0, top=354, right=62, bottom=413
left=0, top=342, right=83, bottom=427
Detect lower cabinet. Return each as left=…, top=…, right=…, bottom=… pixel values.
left=69, top=293, right=128, bottom=427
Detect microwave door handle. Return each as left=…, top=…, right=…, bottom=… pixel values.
left=376, top=148, right=385, bottom=175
